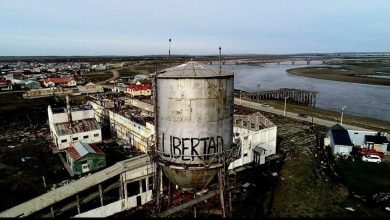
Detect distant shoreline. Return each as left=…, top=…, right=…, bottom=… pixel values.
left=287, top=67, right=390, bottom=86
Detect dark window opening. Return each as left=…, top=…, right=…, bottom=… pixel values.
left=127, top=181, right=140, bottom=197
left=141, top=179, right=146, bottom=193
left=136, top=196, right=141, bottom=206
left=148, top=176, right=153, bottom=190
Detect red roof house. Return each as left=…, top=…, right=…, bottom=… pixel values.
left=43, top=77, right=77, bottom=87
left=0, top=77, right=12, bottom=90
left=126, top=82, right=152, bottom=97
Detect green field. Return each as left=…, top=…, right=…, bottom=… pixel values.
left=336, top=159, right=390, bottom=196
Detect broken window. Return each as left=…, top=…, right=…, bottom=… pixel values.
left=94, top=133, right=99, bottom=137
left=148, top=176, right=153, bottom=190
left=72, top=137, right=78, bottom=141
left=83, top=135, right=89, bottom=139
left=127, top=181, right=140, bottom=197
left=61, top=139, right=67, bottom=143
left=243, top=121, right=247, bottom=126
left=141, top=179, right=147, bottom=193
left=251, top=123, right=255, bottom=129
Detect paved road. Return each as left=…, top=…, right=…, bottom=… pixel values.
left=234, top=98, right=373, bottom=131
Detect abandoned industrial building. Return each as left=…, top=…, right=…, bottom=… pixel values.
left=2, top=57, right=389, bottom=218
left=0, top=61, right=284, bottom=218
left=48, top=96, right=102, bottom=150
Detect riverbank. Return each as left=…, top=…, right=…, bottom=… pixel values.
left=287, top=58, right=390, bottom=86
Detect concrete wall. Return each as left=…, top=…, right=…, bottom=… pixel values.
left=56, top=130, right=102, bottom=150
left=124, top=98, right=154, bottom=116
left=48, top=105, right=102, bottom=149
left=0, top=155, right=151, bottom=218
left=251, top=126, right=278, bottom=157
left=77, top=84, right=104, bottom=94
left=75, top=162, right=154, bottom=217
left=50, top=110, right=95, bottom=124
left=228, top=125, right=277, bottom=170
left=90, top=101, right=155, bottom=153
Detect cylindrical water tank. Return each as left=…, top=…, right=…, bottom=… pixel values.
left=156, top=61, right=234, bottom=190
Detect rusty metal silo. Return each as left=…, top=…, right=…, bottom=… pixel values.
left=155, top=61, right=234, bottom=191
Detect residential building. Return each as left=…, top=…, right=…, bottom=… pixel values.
left=43, top=77, right=77, bottom=87
left=326, top=124, right=389, bottom=155
left=125, top=82, right=152, bottom=97
left=0, top=77, right=12, bottom=91
left=77, top=82, right=104, bottom=94
left=326, top=124, right=354, bottom=155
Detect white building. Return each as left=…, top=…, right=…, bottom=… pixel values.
left=77, top=82, right=104, bottom=94
left=229, top=112, right=277, bottom=170
left=48, top=103, right=102, bottom=150
left=125, top=82, right=152, bottom=97
left=89, top=100, right=155, bottom=153
left=325, top=124, right=388, bottom=155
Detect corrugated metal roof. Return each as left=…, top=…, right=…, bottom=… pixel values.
left=44, top=77, right=74, bottom=84
left=66, top=146, right=81, bottom=160
left=66, top=142, right=104, bottom=160
left=157, top=61, right=233, bottom=78
left=54, top=118, right=100, bottom=136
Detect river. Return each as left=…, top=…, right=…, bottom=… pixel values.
left=221, top=61, right=390, bottom=122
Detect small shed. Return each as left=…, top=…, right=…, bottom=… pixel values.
left=64, top=142, right=106, bottom=175
left=327, top=124, right=353, bottom=155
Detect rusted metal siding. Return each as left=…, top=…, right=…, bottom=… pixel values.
left=157, top=77, right=234, bottom=164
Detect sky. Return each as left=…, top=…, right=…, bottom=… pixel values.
left=1, top=0, right=390, bottom=56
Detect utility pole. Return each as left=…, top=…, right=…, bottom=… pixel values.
left=239, top=90, right=242, bottom=105
left=219, top=46, right=222, bottom=74
left=283, top=96, right=289, bottom=116
left=168, top=38, right=171, bottom=59
left=341, top=106, right=348, bottom=125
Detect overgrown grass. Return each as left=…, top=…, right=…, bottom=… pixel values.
left=336, top=159, right=390, bottom=196
left=84, top=72, right=113, bottom=82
